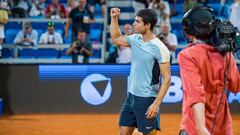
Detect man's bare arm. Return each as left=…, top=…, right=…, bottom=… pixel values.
left=110, top=8, right=129, bottom=47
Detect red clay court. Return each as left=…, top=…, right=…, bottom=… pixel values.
left=0, top=114, right=239, bottom=135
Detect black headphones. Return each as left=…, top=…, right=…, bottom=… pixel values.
left=182, top=6, right=215, bottom=38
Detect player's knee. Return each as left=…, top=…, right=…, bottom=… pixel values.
left=119, top=126, right=134, bottom=135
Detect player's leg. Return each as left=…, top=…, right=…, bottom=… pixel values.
left=119, top=93, right=137, bottom=135
left=133, top=95, right=160, bottom=135
left=119, top=126, right=135, bottom=135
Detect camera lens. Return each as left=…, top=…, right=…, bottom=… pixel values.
left=160, top=36, right=164, bottom=40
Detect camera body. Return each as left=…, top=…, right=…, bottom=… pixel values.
left=211, top=19, right=240, bottom=54
left=182, top=6, right=240, bottom=55
left=159, top=33, right=165, bottom=40
left=76, top=40, right=84, bottom=50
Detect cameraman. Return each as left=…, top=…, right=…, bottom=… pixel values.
left=178, top=6, right=240, bottom=135
left=65, top=29, right=92, bottom=63
left=157, top=22, right=178, bottom=64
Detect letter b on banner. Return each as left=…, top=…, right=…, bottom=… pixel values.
left=163, top=76, right=183, bottom=103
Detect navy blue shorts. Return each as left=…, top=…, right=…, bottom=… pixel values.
left=119, top=92, right=160, bottom=134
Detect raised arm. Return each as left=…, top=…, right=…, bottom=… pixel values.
left=64, top=18, right=72, bottom=38
left=110, top=8, right=129, bottom=47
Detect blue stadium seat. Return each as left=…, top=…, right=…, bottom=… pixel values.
left=5, top=22, right=22, bottom=30
left=207, top=3, right=223, bottom=16
left=172, top=29, right=187, bottom=45
left=32, top=22, right=64, bottom=30
left=18, top=48, right=38, bottom=58
left=171, top=22, right=182, bottom=31
left=55, top=29, right=63, bottom=35
left=175, top=48, right=183, bottom=58
left=90, top=23, right=103, bottom=30
left=18, top=48, right=59, bottom=58
left=32, top=22, right=48, bottom=30
left=46, top=0, right=67, bottom=4
left=63, top=31, right=72, bottom=44
left=175, top=4, right=184, bottom=16
left=54, top=23, right=65, bottom=30
left=222, top=5, right=230, bottom=18
left=59, top=48, right=71, bottom=58
left=59, top=48, right=72, bottom=60
left=91, top=49, right=101, bottom=58
left=94, top=4, right=102, bottom=15
left=2, top=48, right=14, bottom=58
left=5, top=29, right=20, bottom=44
left=36, top=29, right=43, bottom=39
left=90, top=29, right=102, bottom=41
left=36, top=49, right=59, bottom=58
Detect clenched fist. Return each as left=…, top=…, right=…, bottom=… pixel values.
left=110, top=8, right=121, bottom=18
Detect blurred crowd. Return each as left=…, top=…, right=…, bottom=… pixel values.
left=0, top=0, right=239, bottom=64
left=0, top=0, right=106, bottom=18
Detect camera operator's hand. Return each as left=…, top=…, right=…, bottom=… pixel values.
left=80, top=46, right=87, bottom=53
left=72, top=42, right=78, bottom=48
left=161, top=36, right=169, bottom=45
left=80, top=46, right=92, bottom=56
left=158, top=34, right=168, bottom=44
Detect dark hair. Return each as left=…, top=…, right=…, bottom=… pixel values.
left=77, top=29, right=87, bottom=34
left=136, top=9, right=158, bottom=31
left=182, top=5, right=215, bottom=40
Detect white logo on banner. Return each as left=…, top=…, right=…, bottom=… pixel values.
left=80, top=74, right=112, bottom=105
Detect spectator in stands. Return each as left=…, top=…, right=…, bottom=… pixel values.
left=148, top=0, right=170, bottom=34
left=39, top=22, right=63, bottom=45
left=45, top=0, right=67, bottom=19
left=157, top=22, right=178, bottom=64
left=0, top=0, right=10, bottom=10
left=0, top=1, right=9, bottom=58
left=169, top=0, right=177, bottom=17
left=66, top=0, right=79, bottom=16
left=29, top=0, right=46, bottom=17
left=117, top=24, right=132, bottom=63
left=230, top=0, right=240, bottom=31
left=14, top=22, right=38, bottom=46
left=65, top=29, right=92, bottom=63
left=89, top=0, right=106, bottom=17
left=64, top=0, right=94, bottom=41
left=10, top=0, right=31, bottom=18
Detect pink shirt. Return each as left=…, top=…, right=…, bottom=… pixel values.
left=178, top=43, right=240, bottom=135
